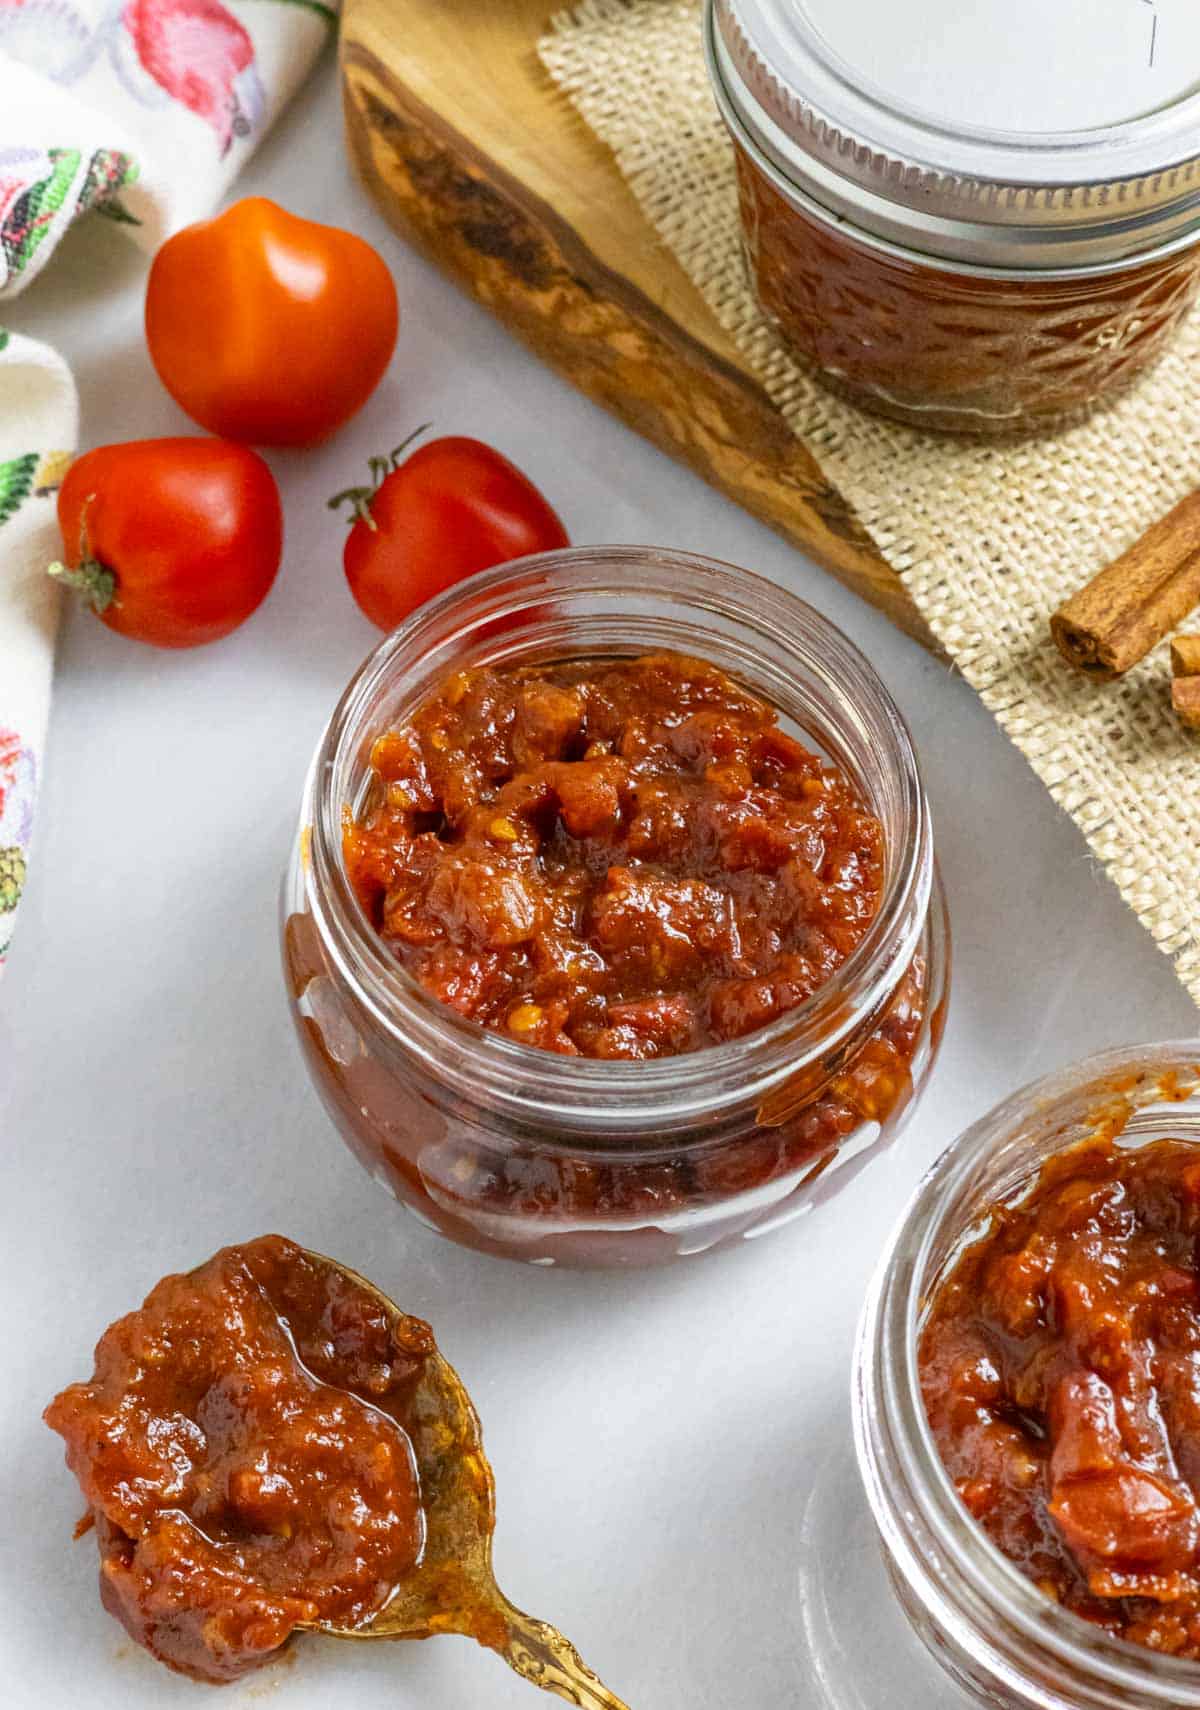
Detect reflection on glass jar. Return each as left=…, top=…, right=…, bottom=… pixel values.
left=282, top=546, right=948, bottom=1267
left=706, top=0, right=1200, bottom=435
left=855, top=1043, right=1200, bottom=1710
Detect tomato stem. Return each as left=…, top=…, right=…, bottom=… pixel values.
left=327, top=426, right=434, bottom=533
left=47, top=558, right=118, bottom=613
left=327, top=485, right=378, bottom=531
left=387, top=424, right=432, bottom=469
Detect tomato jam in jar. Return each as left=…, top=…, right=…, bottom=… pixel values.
left=283, top=547, right=948, bottom=1267
left=706, top=0, right=1200, bottom=435
left=856, top=1045, right=1200, bottom=1710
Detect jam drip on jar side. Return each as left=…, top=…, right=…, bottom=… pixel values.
left=921, top=1137, right=1200, bottom=1658
left=344, top=651, right=884, bottom=1059
left=44, top=1236, right=434, bottom=1683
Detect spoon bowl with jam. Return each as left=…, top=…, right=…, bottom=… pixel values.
left=44, top=1235, right=629, bottom=1708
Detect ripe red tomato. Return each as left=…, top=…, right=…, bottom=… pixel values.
left=331, top=434, right=569, bottom=631
left=145, top=198, right=398, bottom=447
left=51, top=438, right=283, bottom=649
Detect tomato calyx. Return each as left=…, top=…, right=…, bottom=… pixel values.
left=327, top=424, right=432, bottom=532
left=47, top=556, right=118, bottom=614
left=45, top=496, right=118, bottom=614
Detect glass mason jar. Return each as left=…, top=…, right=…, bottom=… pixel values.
left=282, top=546, right=948, bottom=1268
left=854, top=1042, right=1200, bottom=1710
left=705, top=0, right=1200, bottom=435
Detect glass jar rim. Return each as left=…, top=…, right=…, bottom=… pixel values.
left=303, top=545, right=933, bottom=1136
left=856, top=1040, right=1200, bottom=1704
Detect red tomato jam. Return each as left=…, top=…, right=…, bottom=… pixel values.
left=44, top=1237, right=433, bottom=1683
left=344, top=652, right=885, bottom=1057
left=921, top=1137, right=1200, bottom=1658
left=736, top=148, right=1200, bottom=435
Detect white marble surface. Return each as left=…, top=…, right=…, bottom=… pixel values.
left=2, top=60, right=1197, bottom=1710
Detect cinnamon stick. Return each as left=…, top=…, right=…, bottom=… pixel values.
left=1051, top=490, right=1200, bottom=679
left=1170, top=634, right=1200, bottom=678
left=1171, top=675, right=1200, bottom=730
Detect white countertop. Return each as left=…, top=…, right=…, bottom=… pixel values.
left=2, top=61, right=1196, bottom=1710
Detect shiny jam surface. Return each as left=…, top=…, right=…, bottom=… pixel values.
left=44, top=1236, right=433, bottom=1682
left=735, top=149, right=1200, bottom=435
left=921, top=1137, right=1200, bottom=1658
left=343, top=651, right=884, bottom=1058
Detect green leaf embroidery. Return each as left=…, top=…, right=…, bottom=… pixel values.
left=1, top=149, right=81, bottom=277
left=79, top=149, right=140, bottom=222
left=1, top=148, right=140, bottom=279
left=0, top=453, right=39, bottom=527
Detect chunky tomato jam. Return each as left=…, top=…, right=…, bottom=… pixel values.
left=44, top=1237, right=433, bottom=1683
left=736, top=150, right=1200, bottom=436
left=287, top=647, right=941, bottom=1264
left=921, top=1137, right=1200, bottom=1657
left=344, top=652, right=885, bottom=1058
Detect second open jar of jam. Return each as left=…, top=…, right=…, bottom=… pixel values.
left=283, top=547, right=948, bottom=1267
left=855, top=1043, right=1200, bottom=1709
left=705, top=0, right=1200, bottom=435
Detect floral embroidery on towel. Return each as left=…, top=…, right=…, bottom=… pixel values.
left=0, top=0, right=266, bottom=157
left=0, top=144, right=137, bottom=285
left=0, top=731, right=36, bottom=956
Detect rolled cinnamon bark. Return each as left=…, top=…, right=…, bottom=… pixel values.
left=1171, top=676, right=1200, bottom=730
left=1170, top=634, right=1200, bottom=678
left=1051, top=490, right=1200, bottom=679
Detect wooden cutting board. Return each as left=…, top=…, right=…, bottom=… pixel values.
left=339, top=0, right=931, bottom=648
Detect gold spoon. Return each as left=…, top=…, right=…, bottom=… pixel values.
left=301, top=1248, right=631, bottom=1710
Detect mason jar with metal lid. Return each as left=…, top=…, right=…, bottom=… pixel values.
left=705, top=0, right=1200, bottom=433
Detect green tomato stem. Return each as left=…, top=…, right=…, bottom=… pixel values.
left=327, top=427, right=434, bottom=531
left=47, top=557, right=118, bottom=614
left=327, top=487, right=378, bottom=531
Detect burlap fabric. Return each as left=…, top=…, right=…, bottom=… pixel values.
left=540, top=0, right=1200, bottom=1008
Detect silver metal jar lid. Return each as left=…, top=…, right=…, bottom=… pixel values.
left=708, top=0, right=1200, bottom=270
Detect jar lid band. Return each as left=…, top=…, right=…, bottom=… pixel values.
left=710, top=0, right=1200, bottom=268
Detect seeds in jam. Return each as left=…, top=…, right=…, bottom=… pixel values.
left=921, top=1137, right=1200, bottom=1658
left=44, top=1236, right=433, bottom=1683
left=344, top=652, right=885, bottom=1057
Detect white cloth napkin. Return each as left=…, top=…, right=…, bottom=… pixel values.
left=0, top=0, right=337, bottom=970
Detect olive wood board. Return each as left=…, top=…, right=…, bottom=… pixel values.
left=339, top=0, right=934, bottom=650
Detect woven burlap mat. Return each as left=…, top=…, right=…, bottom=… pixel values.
left=540, top=0, right=1200, bottom=1009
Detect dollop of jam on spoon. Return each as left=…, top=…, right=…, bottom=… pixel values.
left=44, top=1235, right=628, bottom=1708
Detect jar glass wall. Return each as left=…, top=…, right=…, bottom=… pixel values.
left=854, top=1043, right=1200, bottom=1710
left=282, top=546, right=948, bottom=1267
left=733, top=146, right=1200, bottom=436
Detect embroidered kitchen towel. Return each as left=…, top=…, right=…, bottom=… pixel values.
left=0, top=330, right=75, bottom=964
left=541, top=0, right=1200, bottom=1009
left=0, top=0, right=337, bottom=969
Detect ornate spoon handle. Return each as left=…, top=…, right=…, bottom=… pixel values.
left=489, top=1592, right=632, bottom=1710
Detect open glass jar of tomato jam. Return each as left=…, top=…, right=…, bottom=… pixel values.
left=282, top=547, right=948, bottom=1267
left=705, top=0, right=1200, bottom=434
left=855, top=1043, right=1200, bottom=1710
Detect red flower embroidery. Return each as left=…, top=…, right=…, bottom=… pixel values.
left=0, top=728, right=20, bottom=817
left=121, top=0, right=265, bottom=155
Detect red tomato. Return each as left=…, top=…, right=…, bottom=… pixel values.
left=51, top=438, right=283, bottom=649
left=145, top=198, right=398, bottom=447
left=331, top=434, right=569, bottom=631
